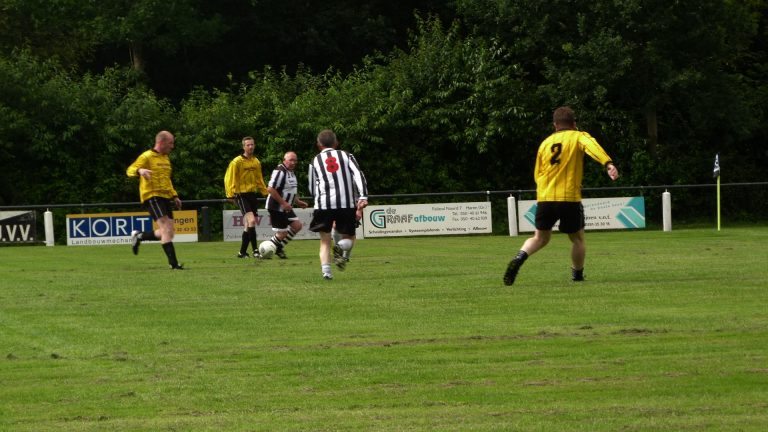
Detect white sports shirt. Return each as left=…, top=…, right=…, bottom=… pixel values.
left=308, top=148, right=368, bottom=210
left=265, top=164, right=298, bottom=211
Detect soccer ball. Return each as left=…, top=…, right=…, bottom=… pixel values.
left=258, top=240, right=276, bottom=258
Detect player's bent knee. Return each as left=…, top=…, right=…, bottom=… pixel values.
left=337, top=238, right=354, bottom=251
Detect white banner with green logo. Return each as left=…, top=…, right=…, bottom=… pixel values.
left=363, top=202, right=493, bottom=237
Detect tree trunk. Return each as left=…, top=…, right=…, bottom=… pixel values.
left=128, top=41, right=144, bottom=72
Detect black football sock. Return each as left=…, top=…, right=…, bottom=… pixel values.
left=247, top=227, right=257, bottom=253
left=140, top=231, right=158, bottom=241
left=162, top=242, right=179, bottom=267
left=240, top=230, right=250, bottom=255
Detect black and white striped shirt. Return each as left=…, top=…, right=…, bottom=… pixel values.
left=309, top=148, right=368, bottom=210
left=265, top=164, right=298, bottom=211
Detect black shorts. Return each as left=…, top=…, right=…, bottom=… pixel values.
left=144, top=197, right=175, bottom=221
left=535, top=201, right=584, bottom=234
left=309, top=208, right=357, bottom=235
left=234, top=192, right=260, bottom=216
left=268, top=209, right=299, bottom=230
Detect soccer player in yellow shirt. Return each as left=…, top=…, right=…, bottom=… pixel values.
left=126, top=130, right=184, bottom=270
left=224, top=136, right=269, bottom=258
left=504, top=107, right=619, bottom=285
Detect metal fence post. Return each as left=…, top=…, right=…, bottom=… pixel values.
left=507, top=195, right=518, bottom=237
left=201, top=206, right=211, bottom=241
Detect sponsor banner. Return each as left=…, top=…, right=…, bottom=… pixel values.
left=0, top=211, right=37, bottom=243
left=223, top=209, right=321, bottom=242
left=517, top=197, right=645, bottom=232
left=66, top=210, right=198, bottom=246
left=363, top=202, right=492, bottom=237
left=222, top=208, right=367, bottom=241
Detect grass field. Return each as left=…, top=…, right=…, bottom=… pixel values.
left=2, top=227, right=767, bottom=431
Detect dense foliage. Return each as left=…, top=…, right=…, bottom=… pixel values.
left=1, top=1, right=766, bottom=219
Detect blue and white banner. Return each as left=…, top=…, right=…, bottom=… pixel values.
left=518, top=197, right=645, bottom=232
left=66, top=211, right=198, bottom=246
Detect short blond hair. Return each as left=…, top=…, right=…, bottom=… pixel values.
left=155, top=130, right=174, bottom=144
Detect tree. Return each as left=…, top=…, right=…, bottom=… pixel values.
left=1, top=0, right=458, bottom=100
left=93, top=0, right=225, bottom=72
left=0, top=0, right=102, bottom=68
left=456, top=0, right=764, bottom=184
left=0, top=51, right=176, bottom=205
left=259, top=17, right=537, bottom=194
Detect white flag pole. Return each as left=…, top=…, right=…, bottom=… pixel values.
left=713, top=153, right=721, bottom=231
left=716, top=175, right=721, bottom=232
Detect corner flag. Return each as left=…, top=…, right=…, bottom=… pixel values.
left=713, top=153, right=720, bottom=179
left=713, top=153, right=721, bottom=231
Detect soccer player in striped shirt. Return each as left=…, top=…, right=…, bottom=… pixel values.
left=264, top=151, right=309, bottom=258
left=126, top=130, right=184, bottom=270
left=504, top=106, right=619, bottom=285
left=308, top=129, right=368, bottom=280
left=224, top=136, right=269, bottom=258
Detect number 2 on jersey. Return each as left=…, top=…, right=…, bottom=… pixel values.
left=550, top=143, right=562, bottom=165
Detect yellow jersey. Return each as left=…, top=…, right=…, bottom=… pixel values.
left=224, top=155, right=269, bottom=198
left=534, top=129, right=613, bottom=202
left=126, top=149, right=178, bottom=203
